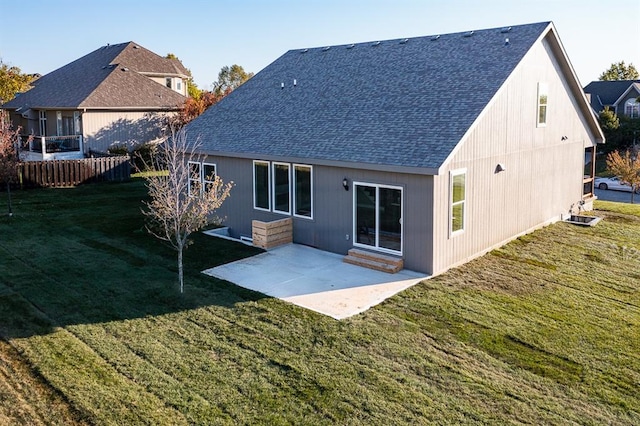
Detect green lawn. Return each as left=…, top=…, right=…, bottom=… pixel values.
left=0, top=180, right=638, bottom=425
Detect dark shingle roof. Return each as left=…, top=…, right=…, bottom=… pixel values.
left=187, top=22, right=551, bottom=171
left=3, top=42, right=186, bottom=110
left=583, top=80, right=640, bottom=112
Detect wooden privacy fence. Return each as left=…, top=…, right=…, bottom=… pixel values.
left=18, top=156, right=131, bottom=188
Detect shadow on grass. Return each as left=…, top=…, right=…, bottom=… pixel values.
left=0, top=180, right=266, bottom=339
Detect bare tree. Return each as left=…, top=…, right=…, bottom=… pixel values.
left=142, top=127, right=233, bottom=292
left=606, top=149, right=640, bottom=204
left=0, top=110, right=21, bottom=216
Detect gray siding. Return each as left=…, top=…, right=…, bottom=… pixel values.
left=431, top=35, right=599, bottom=275
left=208, top=156, right=435, bottom=273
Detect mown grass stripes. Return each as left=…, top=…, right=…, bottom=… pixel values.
left=0, top=180, right=638, bottom=424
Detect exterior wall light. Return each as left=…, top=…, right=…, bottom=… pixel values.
left=495, top=163, right=506, bottom=173
left=342, top=178, right=349, bottom=191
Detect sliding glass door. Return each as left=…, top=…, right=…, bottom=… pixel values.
left=354, top=183, right=402, bottom=254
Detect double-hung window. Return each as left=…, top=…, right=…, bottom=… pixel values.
left=254, top=160, right=313, bottom=219
left=450, top=169, right=466, bottom=236
left=202, top=163, right=216, bottom=192
left=537, top=82, right=548, bottom=127
left=188, top=161, right=202, bottom=196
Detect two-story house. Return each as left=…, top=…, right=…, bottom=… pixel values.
left=1, top=42, right=188, bottom=160
left=584, top=79, right=640, bottom=118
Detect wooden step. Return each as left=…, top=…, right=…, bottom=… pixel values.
left=343, top=248, right=403, bottom=273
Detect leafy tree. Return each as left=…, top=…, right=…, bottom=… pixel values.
left=606, top=149, right=640, bottom=203
left=142, top=127, right=233, bottom=293
left=170, top=91, right=222, bottom=129
left=0, top=61, right=34, bottom=104
left=0, top=111, right=21, bottom=216
left=165, top=53, right=201, bottom=99
left=599, top=61, right=639, bottom=81
left=213, top=65, right=254, bottom=97
left=599, top=107, right=620, bottom=131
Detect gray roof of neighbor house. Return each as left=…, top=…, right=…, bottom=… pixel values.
left=2, top=42, right=187, bottom=111
left=187, top=22, right=566, bottom=172
left=584, top=80, right=640, bottom=112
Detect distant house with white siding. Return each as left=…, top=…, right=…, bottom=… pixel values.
left=184, top=22, right=604, bottom=276
left=1, top=42, right=187, bottom=160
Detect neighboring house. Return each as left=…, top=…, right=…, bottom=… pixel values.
left=583, top=80, right=640, bottom=118
left=1, top=42, right=188, bottom=160
left=185, top=22, right=604, bottom=276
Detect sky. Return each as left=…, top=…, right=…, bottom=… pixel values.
left=1, top=0, right=639, bottom=90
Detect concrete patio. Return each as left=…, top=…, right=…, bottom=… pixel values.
left=202, top=244, right=428, bottom=320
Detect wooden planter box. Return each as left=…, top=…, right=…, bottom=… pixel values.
left=252, top=218, right=293, bottom=249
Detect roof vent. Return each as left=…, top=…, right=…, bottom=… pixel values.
left=399, top=38, right=409, bottom=44
left=300, top=48, right=308, bottom=53
left=504, top=38, right=510, bottom=46
left=500, top=26, right=512, bottom=33
left=371, top=41, right=381, bottom=47
left=346, top=44, right=355, bottom=49
left=133, top=45, right=139, bottom=49
left=464, top=31, right=474, bottom=37
left=121, top=67, right=129, bottom=71
left=430, top=35, right=440, bottom=41
left=322, top=46, right=331, bottom=52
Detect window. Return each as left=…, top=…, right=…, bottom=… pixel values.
left=176, top=80, right=182, bottom=92
left=272, top=162, right=291, bottom=214
left=188, top=161, right=217, bottom=196
left=73, top=111, right=81, bottom=135
left=294, top=164, right=313, bottom=218
left=253, top=160, right=314, bottom=218
left=537, top=83, right=548, bottom=126
left=253, top=161, right=270, bottom=210
left=450, top=169, right=466, bottom=235
left=165, top=77, right=172, bottom=89
left=625, top=98, right=639, bottom=118
left=354, top=183, right=403, bottom=254
left=62, top=116, right=74, bottom=135
left=38, top=111, right=47, bottom=136
left=188, top=161, right=201, bottom=196
left=203, top=163, right=216, bottom=192
left=583, top=147, right=595, bottom=198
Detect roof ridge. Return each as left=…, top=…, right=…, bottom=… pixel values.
left=289, top=21, right=551, bottom=53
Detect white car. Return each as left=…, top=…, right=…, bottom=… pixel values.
left=594, top=176, right=640, bottom=193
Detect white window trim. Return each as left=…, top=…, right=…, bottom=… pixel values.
left=536, top=82, right=548, bottom=127
left=188, top=161, right=201, bottom=197
left=352, top=181, right=404, bottom=256
left=449, top=168, right=467, bottom=237
left=293, top=164, right=313, bottom=220
left=272, top=162, right=291, bottom=215
left=625, top=98, right=639, bottom=118
left=39, top=110, right=47, bottom=136
left=253, top=160, right=271, bottom=212
left=202, top=162, right=216, bottom=186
